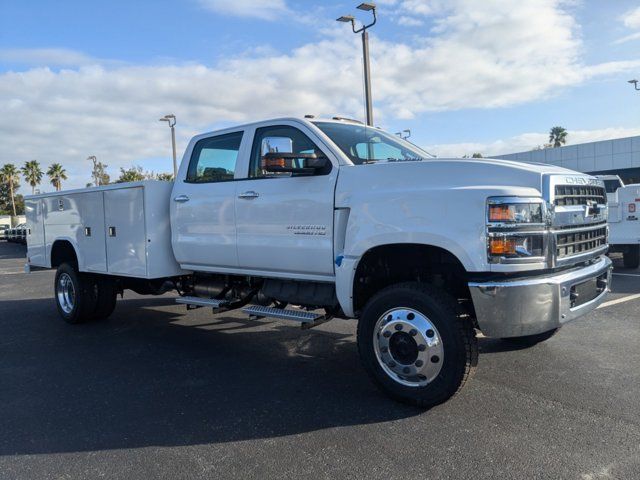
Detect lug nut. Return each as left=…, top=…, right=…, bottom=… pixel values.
left=431, top=355, right=440, bottom=363
left=407, top=312, right=415, bottom=320
left=415, top=360, right=423, bottom=367
left=395, top=324, right=403, bottom=331
left=403, top=367, right=410, bottom=374
left=418, top=344, right=426, bottom=352
left=409, top=329, right=417, bottom=336
left=383, top=331, right=391, bottom=338
left=426, top=329, right=435, bottom=338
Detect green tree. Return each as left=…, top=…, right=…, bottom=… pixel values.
left=549, top=126, right=568, bottom=148
left=116, top=166, right=146, bottom=183
left=47, top=163, right=68, bottom=191
left=21, top=160, right=44, bottom=194
left=90, top=160, right=110, bottom=186
left=471, top=153, right=483, bottom=158
left=156, top=172, right=174, bottom=182
left=0, top=163, right=20, bottom=216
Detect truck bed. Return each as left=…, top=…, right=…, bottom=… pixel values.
left=25, top=181, right=188, bottom=279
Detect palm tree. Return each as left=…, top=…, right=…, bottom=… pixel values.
left=549, top=126, right=568, bottom=148
left=21, top=160, right=44, bottom=194
left=47, top=163, right=67, bottom=191
left=0, top=164, right=20, bottom=216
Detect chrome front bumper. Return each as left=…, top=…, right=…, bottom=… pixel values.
left=468, top=256, right=612, bottom=338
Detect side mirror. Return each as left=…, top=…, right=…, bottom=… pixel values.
left=260, top=136, right=328, bottom=175
left=262, top=152, right=328, bottom=175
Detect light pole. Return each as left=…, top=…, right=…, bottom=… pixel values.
left=629, top=79, right=640, bottom=91
left=87, top=155, right=98, bottom=186
left=159, top=114, right=177, bottom=178
left=337, top=3, right=377, bottom=127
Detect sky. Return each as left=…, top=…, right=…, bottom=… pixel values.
left=1, top=0, right=640, bottom=190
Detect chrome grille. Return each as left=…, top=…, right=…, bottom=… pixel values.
left=554, top=185, right=606, bottom=206
left=555, top=223, right=607, bottom=259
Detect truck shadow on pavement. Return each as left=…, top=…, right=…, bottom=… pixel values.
left=0, top=296, right=422, bottom=456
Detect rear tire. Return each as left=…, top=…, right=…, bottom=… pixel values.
left=501, top=328, right=559, bottom=347
left=91, top=275, right=118, bottom=320
left=623, top=245, right=640, bottom=269
left=54, top=263, right=98, bottom=324
left=357, top=282, right=478, bottom=408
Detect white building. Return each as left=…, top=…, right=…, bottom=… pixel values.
left=495, top=135, right=640, bottom=184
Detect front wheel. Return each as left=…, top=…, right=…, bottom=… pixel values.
left=357, top=283, right=478, bottom=408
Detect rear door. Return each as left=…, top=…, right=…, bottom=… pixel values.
left=235, top=123, right=338, bottom=278
left=171, top=130, right=246, bottom=270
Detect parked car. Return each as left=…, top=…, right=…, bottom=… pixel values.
left=25, top=116, right=612, bottom=408
left=7, top=226, right=17, bottom=242
left=16, top=223, right=27, bottom=244
left=0, top=224, right=10, bottom=241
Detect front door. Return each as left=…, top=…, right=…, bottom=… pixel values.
left=171, top=130, right=244, bottom=270
left=235, top=124, right=337, bottom=278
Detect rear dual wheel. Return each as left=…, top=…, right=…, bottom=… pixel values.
left=54, top=263, right=117, bottom=324
left=357, top=283, right=478, bottom=408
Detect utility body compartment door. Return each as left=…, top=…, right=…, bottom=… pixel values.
left=104, top=187, right=147, bottom=276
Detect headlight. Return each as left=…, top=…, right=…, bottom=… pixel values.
left=486, top=197, right=548, bottom=264
left=487, top=200, right=543, bottom=224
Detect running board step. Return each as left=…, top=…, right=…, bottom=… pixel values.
left=242, top=305, right=330, bottom=329
left=176, top=296, right=228, bottom=309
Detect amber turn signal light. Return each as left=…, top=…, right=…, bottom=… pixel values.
left=489, top=237, right=516, bottom=256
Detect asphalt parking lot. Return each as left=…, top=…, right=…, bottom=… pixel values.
left=0, top=241, right=638, bottom=480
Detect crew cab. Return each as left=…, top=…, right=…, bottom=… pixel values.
left=25, top=117, right=612, bottom=407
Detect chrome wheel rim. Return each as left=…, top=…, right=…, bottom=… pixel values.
left=57, top=273, right=76, bottom=314
left=373, top=308, right=444, bottom=387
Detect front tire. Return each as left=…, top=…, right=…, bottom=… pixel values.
left=54, top=263, right=97, bottom=324
left=357, top=283, right=478, bottom=408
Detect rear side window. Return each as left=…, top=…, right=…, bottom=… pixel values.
left=186, top=132, right=243, bottom=183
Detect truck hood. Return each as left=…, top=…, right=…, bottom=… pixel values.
left=335, top=157, right=583, bottom=206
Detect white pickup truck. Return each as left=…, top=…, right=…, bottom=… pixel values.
left=25, top=117, right=612, bottom=407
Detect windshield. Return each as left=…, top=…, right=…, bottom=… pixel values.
left=313, top=121, right=432, bottom=165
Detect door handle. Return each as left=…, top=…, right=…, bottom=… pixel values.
left=238, top=191, right=259, bottom=199
left=174, top=194, right=190, bottom=203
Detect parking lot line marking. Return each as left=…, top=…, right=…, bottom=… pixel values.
left=597, top=293, right=640, bottom=309
left=612, top=272, right=640, bottom=277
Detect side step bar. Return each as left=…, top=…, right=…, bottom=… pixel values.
left=243, top=305, right=331, bottom=329
left=176, top=296, right=228, bottom=309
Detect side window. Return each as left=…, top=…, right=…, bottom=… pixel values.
left=186, top=131, right=243, bottom=183
left=249, top=125, right=330, bottom=178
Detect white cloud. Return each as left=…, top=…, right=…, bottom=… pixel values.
left=397, top=16, right=424, bottom=27
left=427, top=127, right=640, bottom=158
left=1, top=0, right=639, bottom=189
left=197, top=0, right=290, bottom=21
left=0, top=48, right=101, bottom=67
left=615, top=6, right=640, bottom=44
left=622, top=6, right=640, bottom=29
